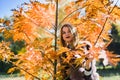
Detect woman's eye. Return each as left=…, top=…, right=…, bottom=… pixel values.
left=62, top=32, right=66, bottom=34
left=62, top=30, right=71, bottom=34
left=68, top=31, right=71, bottom=33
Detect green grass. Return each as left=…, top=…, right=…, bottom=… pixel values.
left=0, top=65, right=120, bottom=80
left=97, top=65, right=120, bottom=80
left=101, top=76, right=120, bottom=80
left=0, top=76, right=24, bottom=80
left=0, top=73, right=24, bottom=80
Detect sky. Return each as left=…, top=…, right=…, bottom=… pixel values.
left=0, top=0, right=28, bottom=18
left=0, top=0, right=45, bottom=18
left=0, top=0, right=120, bottom=18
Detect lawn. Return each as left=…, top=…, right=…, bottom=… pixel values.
left=97, top=65, right=120, bottom=80
left=0, top=74, right=119, bottom=80
left=0, top=74, right=24, bottom=80
left=0, top=76, right=24, bottom=80
left=0, top=65, right=120, bottom=80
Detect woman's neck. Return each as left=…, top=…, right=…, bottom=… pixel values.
left=66, top=43, right=74, bottom=50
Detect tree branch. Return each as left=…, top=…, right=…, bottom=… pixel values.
left=94, top=0, right=119, bottom=46
left=54, top=0, right=58, bottom=80
left=9, top=60, right=41, bottom=80
left=59, top=7, right=83, bottom=26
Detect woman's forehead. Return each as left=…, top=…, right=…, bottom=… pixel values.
left=62, top=26, right=70, bottom=31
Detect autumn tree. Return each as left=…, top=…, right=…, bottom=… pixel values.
left=0, top=0, right=120, bottom=80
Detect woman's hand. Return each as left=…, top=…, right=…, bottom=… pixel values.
left=85, top=53, right=93, bottom=70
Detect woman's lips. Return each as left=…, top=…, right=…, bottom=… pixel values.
left=66, top=36, right=70, bottom=38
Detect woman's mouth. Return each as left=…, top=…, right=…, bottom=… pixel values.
left=66, top=36, right=70, bottom=38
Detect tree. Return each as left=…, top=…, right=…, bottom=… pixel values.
left=107, top=20, right=120, bottom=54
left=0, top=0, right=120, bottom=80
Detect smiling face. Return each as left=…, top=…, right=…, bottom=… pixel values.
left=61, top=26, right=73, bottom=44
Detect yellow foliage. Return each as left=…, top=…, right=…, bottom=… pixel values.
left=0, top=41, right=14, bottom=61
left=3, top=29, right=12, bottom=39
left=1, top=0, right=120, bottom=80
left=75, top=55, right=86, bottom=67
left=57, top=47, right=69, bottom=56
left=7, top=67, right=16, bottom=73
left=0, top=18, right=4, bottom=23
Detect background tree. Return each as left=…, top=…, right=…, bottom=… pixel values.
left=0, top=17, right=25, bottom=73
left=107, top=20, right=120, bottom=54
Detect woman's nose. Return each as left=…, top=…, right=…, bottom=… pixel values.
left=66, top=32, right=70, bottom=35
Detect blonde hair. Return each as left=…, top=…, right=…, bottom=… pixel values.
left=60, top=23, right=79, bottom=49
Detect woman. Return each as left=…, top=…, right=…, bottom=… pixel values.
left=59, top=23, right=99, bottom=80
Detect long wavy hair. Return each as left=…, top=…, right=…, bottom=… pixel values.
left=60, top=23, right=79, bottom=49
